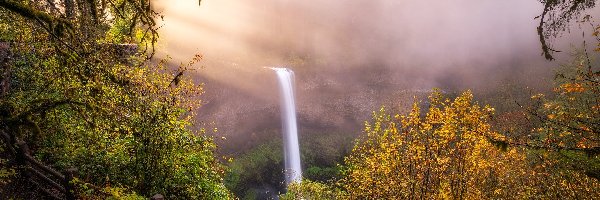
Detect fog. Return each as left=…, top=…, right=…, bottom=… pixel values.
left=153, top=0, right=585, bottom=90
left=152, top=0, right=597, bottom=153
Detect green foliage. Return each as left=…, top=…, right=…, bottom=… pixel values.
left=304, top=166, right=340, bottom=183
left=531, top=53, right=599, bottom=150
left=72, top=178, right=145, bottom=200
left=524, top=51, right=600, bottom=180
left=225, top=138, right=284, bottom=198
left=0, top=1, right=232, bottom=199
left=14, top=53, right=232, bottom=199
left=300, top=132, right=352, bottom=182
left=0, top=12, right=17, bottom=42
left=224, top=130, right=352, bottom=197
left=280, top=179, right=346, bottom=200
left=0, top=144, right=15, bottom=187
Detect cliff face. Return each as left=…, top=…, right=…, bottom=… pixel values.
left=195, top=67, right=432, bottom=155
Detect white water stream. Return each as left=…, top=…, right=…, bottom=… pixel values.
left=271, top=67, right=302, bottom=186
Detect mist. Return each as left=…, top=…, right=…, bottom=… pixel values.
left=155, top=0, right=558, bottom=85
left=152, top=0, right=596, bottom=154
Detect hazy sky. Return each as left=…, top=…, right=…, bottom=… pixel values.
left=154, top=0, right=596, bottom=92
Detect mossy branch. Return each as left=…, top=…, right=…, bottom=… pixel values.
left=0, top=0, right=72, bottom=28
left=487, top=135, right=600, bottom=157
left=7, top=100, right=88, bottom=123
left=0, top=0, right=72, bottom=36
left=537, top=2, right=559, bottom=61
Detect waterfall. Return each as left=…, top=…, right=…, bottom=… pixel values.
left=271, top=67, right=302, bottom=186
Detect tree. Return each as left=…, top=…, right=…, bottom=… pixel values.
left=224, top=139, right=285, bottom=199
left=488, top=25, right=600, bottom=181
left=516, top=51, right=600, bottom=181
left=534, top=53, right=598, bottom=152
left=341, top=91, right=600, bottom=199
left=280, top=179, right=346, bottom=200
left=0, top=0, right=231, bottom=199
left=536, top=0, right=596, bottom=60
left=488, top=0, right=600, bottom=183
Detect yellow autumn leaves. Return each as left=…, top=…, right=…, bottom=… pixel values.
left=534, top=53, right=599, bottom=153
left=560, top=83, right=586, bottom=93
left=340, top=90, right=600, bottom=199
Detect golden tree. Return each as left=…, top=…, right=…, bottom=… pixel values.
left=521, top=49, right=600, bottom=182
left=341, top=90, right=600, bottom=199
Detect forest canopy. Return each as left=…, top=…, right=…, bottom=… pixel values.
left=0, top=0, right=231, bottom=199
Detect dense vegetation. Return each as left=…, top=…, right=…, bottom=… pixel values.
left=0, top=0, right=229, bottom=199
left=283, top=55, right=600, bottom=198
left=224, top=130, right=351, bottom=199
left=282, top=46, right=600, bottom=199
left=0, top=0, right=598, bottom=199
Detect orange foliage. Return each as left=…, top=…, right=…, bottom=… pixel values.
left=341, top=91, right=600, bottom=199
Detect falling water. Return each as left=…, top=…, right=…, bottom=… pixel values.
left=271, top=67, right=302, bottom=186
